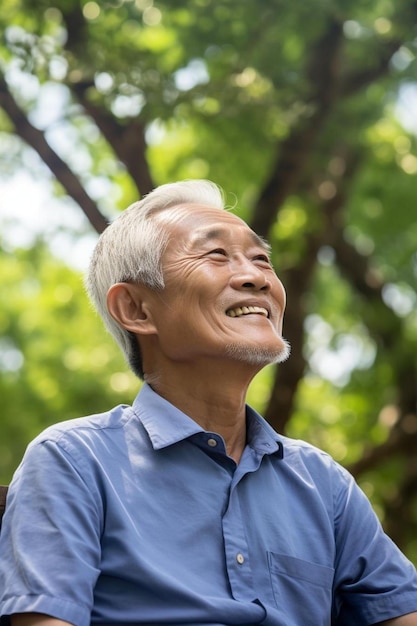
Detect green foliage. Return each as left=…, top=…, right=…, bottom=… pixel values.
left=0, top=0, right=417, bottom=561
left=0, top=242, right=139, bottom=483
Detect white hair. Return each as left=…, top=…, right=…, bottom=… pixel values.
left=85, top=179, right=225, bottom=378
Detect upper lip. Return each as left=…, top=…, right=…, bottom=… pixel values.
left=226, top=301, right=271, bottom=319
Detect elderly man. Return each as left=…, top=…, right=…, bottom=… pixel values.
left=1, top=180, right=417, bottom=625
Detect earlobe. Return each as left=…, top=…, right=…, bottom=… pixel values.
left=107, top=283, right=157, bottom=335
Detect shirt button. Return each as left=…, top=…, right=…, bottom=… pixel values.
left=207, top=438, right=217, bottom=447
left=236, top=553, right=245, bottom=564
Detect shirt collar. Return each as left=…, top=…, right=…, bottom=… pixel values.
left=246, top=404, right=284, bottom=459
left=133, top=383, right=284, bottom=459
left=133, top=384, right=204, bottom=449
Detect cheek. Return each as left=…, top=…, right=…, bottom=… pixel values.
left=272, top=282, right=286, bottom=333
left=275, top=280, right=286, bottom=310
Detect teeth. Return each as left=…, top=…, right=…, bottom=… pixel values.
left=227, top=306, right=268, bottom=318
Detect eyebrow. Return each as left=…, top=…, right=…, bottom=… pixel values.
left=190, top=227, right=271, bottom=253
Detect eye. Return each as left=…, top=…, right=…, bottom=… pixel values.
left=253, top=253, right=271, bottom=264
left=208, top=248, right=227, bottom=256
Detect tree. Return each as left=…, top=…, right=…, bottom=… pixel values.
left=1, top=0, right=417, bottom=559
left=0, top=242, right=138, bottom=481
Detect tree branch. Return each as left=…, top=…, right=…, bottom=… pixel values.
left=346, top=427, right=417, bottom=476
left=71, top=82, right=154, bottom=195
left=250, top=18, right=345, bottom=238
left=0, top=75, right=108, bottom=234
left=263, top=148, right=360, bottom=432
left=59, top=3, right=154, bottom=196
left=330, top=199, right=417, bottom=478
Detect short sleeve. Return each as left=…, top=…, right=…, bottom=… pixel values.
left=0, top=436, right=104, bottom=626
left=332, top=464, right=417, bottom=624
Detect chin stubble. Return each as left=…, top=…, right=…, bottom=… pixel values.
left=224, top=338, right=291, bottom=366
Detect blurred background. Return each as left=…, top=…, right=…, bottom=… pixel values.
left=0, top=0, right=417, bottom=561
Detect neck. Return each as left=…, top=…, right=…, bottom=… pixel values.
left=145, top=360, right=258, bottom=464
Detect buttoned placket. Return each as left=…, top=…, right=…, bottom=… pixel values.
left=221, top=446, right=267, bottom=603
left=189, top=427, right=282, bottom=605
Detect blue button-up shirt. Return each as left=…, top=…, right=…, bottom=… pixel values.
left=1, top=383, right=417, bottom=625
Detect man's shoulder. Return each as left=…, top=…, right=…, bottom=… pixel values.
left=279, top=433, right=350, bottom=481
left=248, top=407, right=348, bottom=479
left=280, top=433, right=332, bottom=458
left=29, top=403, right=135, bottom=448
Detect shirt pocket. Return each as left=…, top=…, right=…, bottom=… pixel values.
left=268, top=552, right=334, bottom=625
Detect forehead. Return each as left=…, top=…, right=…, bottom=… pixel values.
left=158, top=204, right=268, bottom=250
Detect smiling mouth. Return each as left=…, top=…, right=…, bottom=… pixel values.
left=226, top=306, right=269, bottom=318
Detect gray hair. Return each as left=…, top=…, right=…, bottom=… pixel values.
left=85, top=179, right=225, bottom=378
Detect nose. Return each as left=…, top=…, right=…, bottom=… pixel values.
left=229, top=256, right=271, bottom=292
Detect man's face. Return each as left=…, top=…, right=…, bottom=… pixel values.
left=146, top=204, right=289, bottom=369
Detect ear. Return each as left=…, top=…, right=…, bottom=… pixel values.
left=107, top=282, right=157, bottom=336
